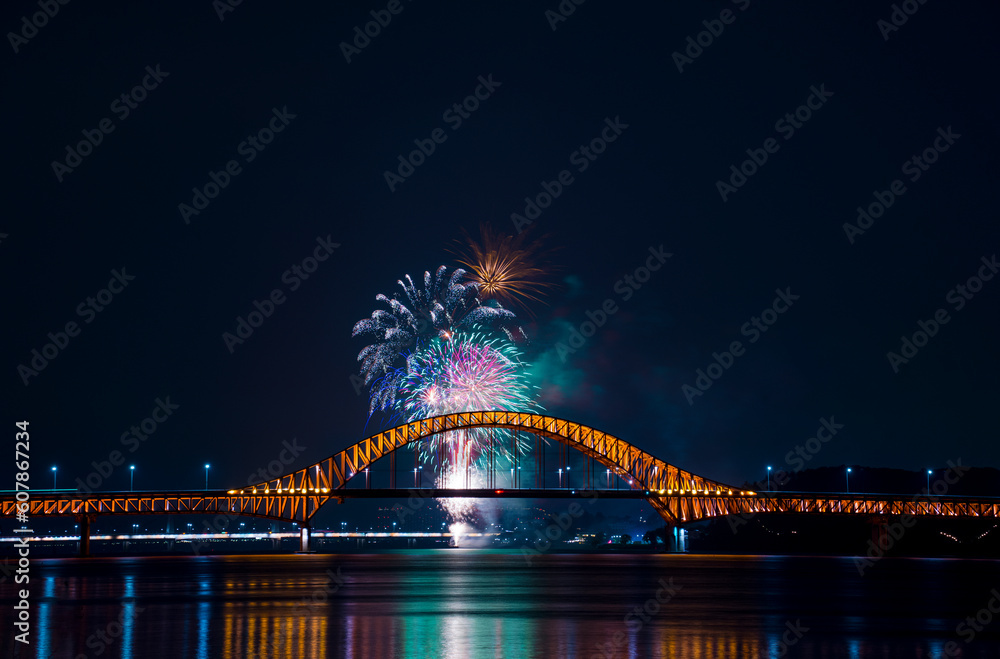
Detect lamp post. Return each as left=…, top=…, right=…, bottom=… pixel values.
left=927, top=469, right=932, bottom=493
left=51, top=466, right=57, bottom=491
left=846, top=467, right=852, bottom=493
left=205, top=464, right=210, bottom=491
left=130, top=465, right=135, bottom=492
left=606, top=469, right=611, bottom=489
left=558, top=468, right=563, bottom=488
left=767, top=466, right=772, bottom=492
left=566, top=465, right=570, bottom=489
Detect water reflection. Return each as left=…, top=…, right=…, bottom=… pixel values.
left=4, top=553, right=1000, bottom=658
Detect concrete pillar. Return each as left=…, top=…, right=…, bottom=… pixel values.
left=299, top=525, right=311, bottom=553
left=870, top=515, right=889, bottom=552
left=78, top=515, right=93, bottom=557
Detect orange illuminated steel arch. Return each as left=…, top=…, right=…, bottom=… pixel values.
left=243, top=411, right=741, bottom=524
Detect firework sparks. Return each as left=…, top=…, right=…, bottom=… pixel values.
left=352, top=266, right=522, bottom=413
left=399, top=333, right=537, bottom=473
left=453, top=224, right=556, bottom=310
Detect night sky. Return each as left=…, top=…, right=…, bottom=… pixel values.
left=5, top=0, right=999, bottom=508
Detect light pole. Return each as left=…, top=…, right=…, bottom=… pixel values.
left=846, top=467, right=852, bottom=493
left=205, top=464, right=210, bottom=491
left=767, top=466, right=772, bottom=492
left=130, top=465, right=135, bottom=492
left=606, top=469, right=611, bottom=489
left=51, top=466, right=57, bottom=491
left=927, top=469, right=932, bottom=493
left=413, top=468, right=418, bottom=487
left=365, top=468, right=370, bottom=489
left=566, top=465, right=570, bottom=489
left=558, top=468, right=563, bottom=488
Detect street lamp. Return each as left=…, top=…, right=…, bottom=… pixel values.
left=767, top=466, right=772, bottom=492
left=566, top=465, right=571, bottom=489
left=51, top=466, right=57, bottom=491
left=606, top=469, right=611, bottom=489
left=130, top=465, right=135, bottom=492
left=413, top=467, right=418, bottom=487
left=558, top=468, right=563, bottom=488
left=205, top=464, right=210, bottom=491
left=365, top=468, right=370, bottom=489
left=927, top=469, right=932, bottom=493
left=846, top=467, right=852, bottom=493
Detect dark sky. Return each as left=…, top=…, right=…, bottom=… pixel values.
left=4, top=0, right=999, bottom=502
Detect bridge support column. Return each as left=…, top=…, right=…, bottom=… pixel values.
left=660, top=524, right=687, bottom=552
left=869, top=515, right=890, bottom=554
left=77, top=515, right=94, bottom=558
left=298, top=524, right=312, bottom=553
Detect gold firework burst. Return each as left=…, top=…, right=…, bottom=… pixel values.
left=453, top=224, right=557, bottom=309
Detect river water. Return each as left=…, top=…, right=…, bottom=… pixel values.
left=2, top=552, right=999, bottom=658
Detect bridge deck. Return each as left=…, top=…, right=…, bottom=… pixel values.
left=4, top=489, right=1000, bottom=525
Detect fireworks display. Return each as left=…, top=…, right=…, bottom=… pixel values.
left=400, top=333, right=536, bottom=466
left=351, top=235, right=544, bottom=523
left=454, top=224, right=556, bottom=310
left=352, top=265, right=521, bottom=413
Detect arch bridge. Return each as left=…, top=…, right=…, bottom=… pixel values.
left=4, top=412, right=998, bottom=553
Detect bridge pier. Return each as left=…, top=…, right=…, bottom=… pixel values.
left=77, top=514, right=94, bottom=558
left=870, top=515, right=890, bottom=554
left=661, top=523, right=686, bottom=552
left=297, top=524, right=312, bottom=553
